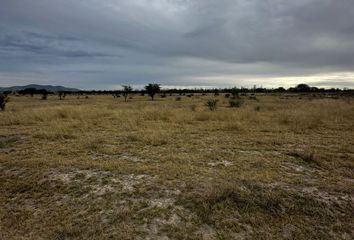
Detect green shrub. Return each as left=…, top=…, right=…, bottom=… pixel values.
left=229, top=99, right=244, bottom=108
left=206, top=99, right=218, bottom=111
left=0, top=94, right=8, bottom=111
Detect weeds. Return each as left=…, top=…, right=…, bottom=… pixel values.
left=1, top=94, right=353, bottom=239
left=206, top=99, right=218, bottom=111
left=178, top=180, right=345, bottom=239
left=229, top=99, right=244, bottom=108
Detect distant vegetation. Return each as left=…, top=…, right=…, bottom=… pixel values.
left=58, top=91, right=66, bottom=100
left=0, top=93, right=8, bottom=111
left=1, top=83, right=352, bottom=98
left=206, top=99, right=218, bottom=111
left=122, top=85, right=133, bottom=102
left=144, top=83, right=161, bottom=101
left=0, top=83, right=352, bottom=112
left=18, top=88, right=52, bottom=97
left=41, top=92, right=48, bottom=100
left=229, top=99, right=244, bottom=108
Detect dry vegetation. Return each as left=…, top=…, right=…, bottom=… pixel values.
left=0, top=93, right=353, bottom=239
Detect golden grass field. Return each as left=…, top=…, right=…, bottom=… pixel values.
left=0, top=93, right=353, bottom=239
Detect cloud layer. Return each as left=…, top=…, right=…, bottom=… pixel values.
left=1, top=0, right=354, bottom=89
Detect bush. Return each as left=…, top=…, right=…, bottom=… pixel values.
left=206, top=99, right=218, bottom=111
left=224, top=94, right=230, bottom=98
left=175, top=97, right=182, bottom=101
left=249, top=96, right=257, bottom=101
left=41, top=93, right=48, bottom=100
left=112, top=93, right=120, bottom=98
left=229, top=99, right=244, bottom=108
left=58, top=92, right=66, bottom=100
left=0, top=94, right=8, bottom=111
left=190, top=104, right=197, bottom=111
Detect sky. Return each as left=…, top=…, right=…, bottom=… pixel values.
left=0, top=0, right=354, bottom=90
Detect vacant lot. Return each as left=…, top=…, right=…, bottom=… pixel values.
left=0, top=94, right=353, bottom=239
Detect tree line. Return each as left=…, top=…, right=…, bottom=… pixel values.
left=3, top=83, right=352, bottom=96
left=0, top=83, right=353, bottom=111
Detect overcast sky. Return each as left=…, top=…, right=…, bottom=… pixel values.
left=0, top=0, right=354, bottom=89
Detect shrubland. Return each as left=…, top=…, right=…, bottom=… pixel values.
left=0, top=93, right=353, bottom=239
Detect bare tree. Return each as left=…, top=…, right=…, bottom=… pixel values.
left=122, top=85, right=133, bottom=102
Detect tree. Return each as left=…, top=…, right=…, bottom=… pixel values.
left=36, top=89, right=49, bottom=100
left=274, top=87, right=286, bottom=92
left=18, top=88, right=37, bottom=97
left=58, top=91, right=66, bottom=100
left=145, top=83, right=160, bottom=101
left=230, top=87, right=240, bottom=98
left=122, top=85, right=132, bottom=102
left=295, top=84, right=311, bottom=92
left=41, top=92, right=48, bottom=100
left=0, top=94, right=8, bottom=111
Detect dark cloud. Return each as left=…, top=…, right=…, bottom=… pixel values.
left=0, top=30, right=121, bottom=58
left=0, top=0, right=353, bottom=89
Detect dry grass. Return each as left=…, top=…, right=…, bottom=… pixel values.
left=0, top=94, right=353, bottom=239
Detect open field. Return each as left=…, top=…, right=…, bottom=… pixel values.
left=0, top=93, right=353, bottom=239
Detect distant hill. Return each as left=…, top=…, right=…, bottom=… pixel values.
left=0, top=84, right=80, bottom=92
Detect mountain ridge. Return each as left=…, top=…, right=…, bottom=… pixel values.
left=0, top=84, right=80, bottom=92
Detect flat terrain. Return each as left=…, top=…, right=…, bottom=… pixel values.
left=0, top=94, right=353, bottom=239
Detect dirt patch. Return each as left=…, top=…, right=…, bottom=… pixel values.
left=195, top=224, right=217, bottom=240
left=238, top=150, right=263, bottom=156
left=0, top=134, right=26, bottom=152
left=208, top=159, right=233, bottom=167
left=268, top=181, right=354, bottom=208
